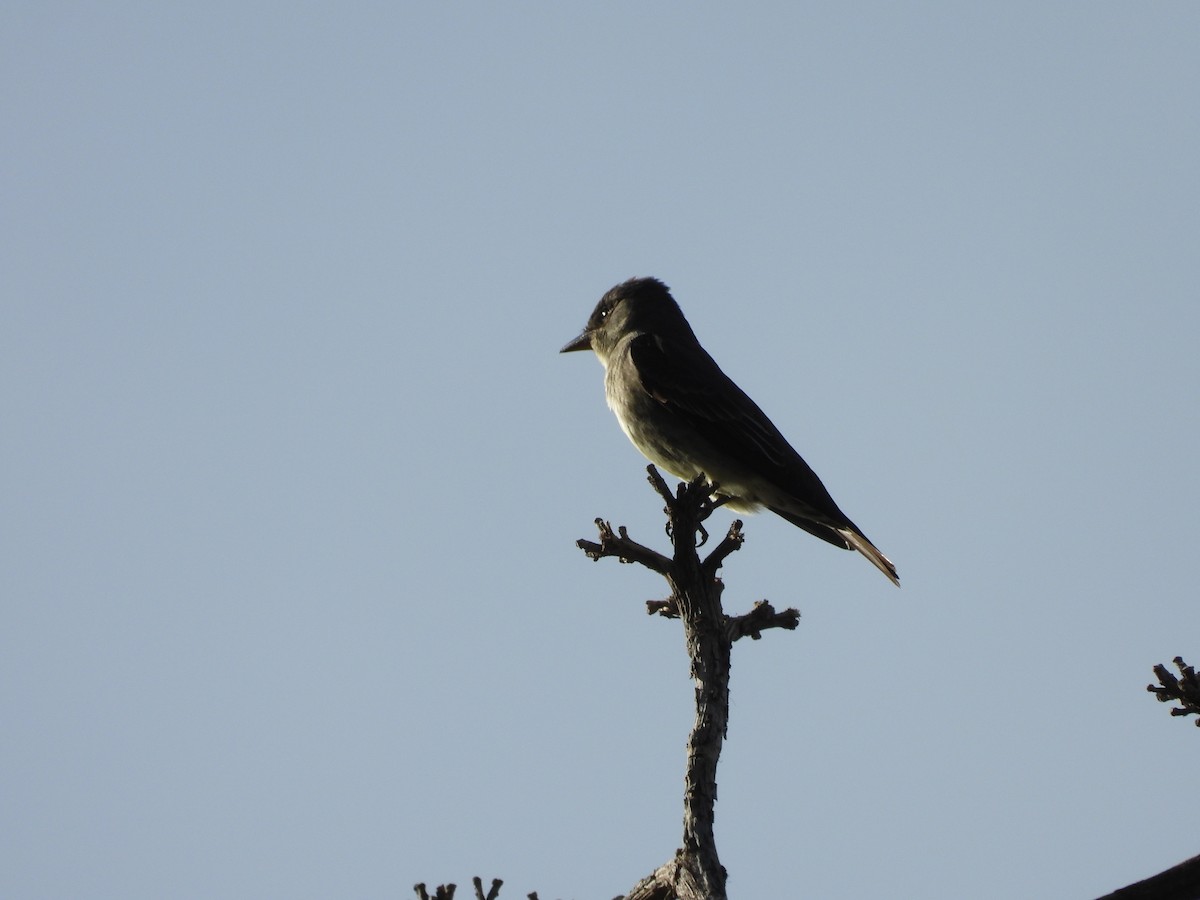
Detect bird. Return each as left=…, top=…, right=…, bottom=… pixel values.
left=561, top=276, right=898, bottom=586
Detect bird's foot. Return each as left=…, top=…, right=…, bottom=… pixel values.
left=700, top=491, right=731, bottom=518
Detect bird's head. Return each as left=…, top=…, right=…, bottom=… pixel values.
left=560, top=277, right=695, bottom=363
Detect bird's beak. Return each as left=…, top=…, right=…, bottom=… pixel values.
left=560, top=329, right=592, bottom=353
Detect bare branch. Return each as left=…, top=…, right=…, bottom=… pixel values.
left=701, top=519, right=744, bottom=580
left=413, top=878, right=546, bottom=900
left=726, top=600, right=801, bottom=642
left=576, top=519, right=672, bottom=575
left=645, top=464, right=674, bottom=505
left=646, top=598, right=680, bottom=619
left=577, top=468, right=803, bottom=899
left=1147, top=656, right=1200, bottom=725
left=414, top=884, right=455, bottom=900
left=1093, top=851, right=1200, bottom=899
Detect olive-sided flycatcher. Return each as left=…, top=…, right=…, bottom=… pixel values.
left=561, top=276, right=898, bottom=586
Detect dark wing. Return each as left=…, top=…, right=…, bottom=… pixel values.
left=628, top=332, right=857, bottom=547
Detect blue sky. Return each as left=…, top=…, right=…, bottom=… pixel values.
left=3, top=4, right=1199, bottom=898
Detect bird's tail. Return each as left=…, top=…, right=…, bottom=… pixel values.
left=768, top=505, right=900, bottom=586
left=838, top=528, right=900, bottom=587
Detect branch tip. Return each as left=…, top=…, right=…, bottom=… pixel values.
left=1147, top=655, right=1200, bottom=724
left=647, top=598, right=681, bottom=619
left=726, top=600, right=801, bottom=642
